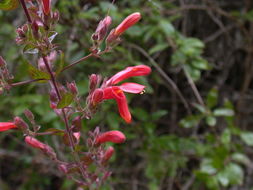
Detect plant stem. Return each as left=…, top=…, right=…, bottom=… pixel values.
left=18, top=0, right=32, bottom=23
left=60, top=53, right=93, bottom=73
left=42, top=57, right=88, bottom=181
left=11, top=79, right=46, bottom=87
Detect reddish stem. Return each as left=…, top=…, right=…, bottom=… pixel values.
left=18, top=0, right=32, bottom=23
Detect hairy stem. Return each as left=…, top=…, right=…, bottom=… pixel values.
left=11, top=79, right=46, bottom=87
left=18, top=0, right=32, bottom=23
left=60, top=53, right=93, bottom=73
left=42, top=57, right=88, bottom=181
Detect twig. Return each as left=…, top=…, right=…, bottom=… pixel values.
left=128, top=43, right=191, bottom=114
left=61, top=53, right=93, bottom=72
left=10, top=79, right=46, bottom=87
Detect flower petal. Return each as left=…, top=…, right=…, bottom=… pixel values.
left=0, top=122, right=17, bottom=132
left=119, top=82, right=145, bottom=94
left=107, top=65, right=151, bottom=85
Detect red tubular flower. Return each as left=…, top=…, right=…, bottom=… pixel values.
left=95, top=130, right=126, bottom=144
left=101, top=65, right=151, bottom=123
left=41, top=0, right=51, bottom=15
left=114, top=12, right=141, bottom=36
left=0, top=122, right=17, bottom=132
left=25, top=136, right=47, bottom=150
left=102, top=146, right=115, bottom=164
left=106, top=65, right=151, bottom=85
left=103, top=86, right=131, bottom=123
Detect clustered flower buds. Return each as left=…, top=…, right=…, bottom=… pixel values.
left=0, top=1, right=151, bottom=187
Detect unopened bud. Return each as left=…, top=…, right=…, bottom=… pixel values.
left=91, top=88, right=104, bottom=106
left=16, top=28, right=25, bottom=38
left=58, top=164, right=68, bottom=174
left=114, top=12, right=141, bottom=35
left=102, top=146, right=114, bottom=164
left=25, top=136, right=56, bottom=158
left=92, top=16, right=112, bottom=42
left=50, top=90, right=58, bottom=103
left=53, top=11, right=60, bottom=23
left=67, top=81, right=78, bottom=95
left=71, top=116, right=82, bottom=132
left=95, top=130, right=126, bottom=145
left=31, top=20, right=39, bottom=38
left=0, top=56, right=6, bottom=68
left=14, top=117, right=29, bottom=131
left=24, top=109, right=34, bottom=122
left=89, top=74, right=100, bottom=91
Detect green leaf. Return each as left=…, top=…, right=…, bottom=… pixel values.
left=179, top=115, right=200, bottom=128
left=231, top=153, right=251, bottom=165
left=240, top=132, right=253, bottom=146
left=217, top=163, right=243, bottom=186
left=0, top=0, right=19, bottom=10
left=213, top=108, right=234, bottom=117
left=57, top=92, right=74, bottom=109
left=149, top=43, right=168, bottom=54
left=193, top=103, right=206, bottom=113
left=221, top=129, right=231, bottom=145
left=27, top=63, right=50, bottom=81
left=205, top=116, right=216, bottom=127
left=23, top=44, right=39, bottom=54
left=159, top=20, right=175, bottom=36
left=206, top=88, right=218, bottom=108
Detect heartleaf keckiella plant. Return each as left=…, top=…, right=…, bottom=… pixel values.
left=0, top=0, right=151, bottom=188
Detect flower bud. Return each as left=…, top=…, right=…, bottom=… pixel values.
left=24, top=109, right=34, bottom=122
left=0, top=122, right=17, bottom=132
left=58, top=164, right=68, bottom=174
left=95, top=130, right=126, bottom=145
left=92, top=16, right=112, bottom=42
left=89, top=74, right=100, bottom=91
left=0, top=56, right=6, bottom=68
left=102, top=146, right=114, bottom=164
left=71, top=116, right=82, bottom=132
left=67, top=81, right=78, bottom=95
left=31, top=20, right=39, bottom=38
left=25, top=136, right=56, bottom=159
left=114, top=12, right=141, bottom=36
left=14, top=117, right=29, bottom=131
left=52, top=11, right=60, bottom=23
left=91, top=88, right=104, bottom=106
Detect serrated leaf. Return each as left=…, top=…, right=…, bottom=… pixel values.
left=57, top=92, right=74, bottom=109
left=27, top=63, right=50, bottom=81
left=0, top=0, right=19, bottom=11
left=213, top=108, right=234, bottom=117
